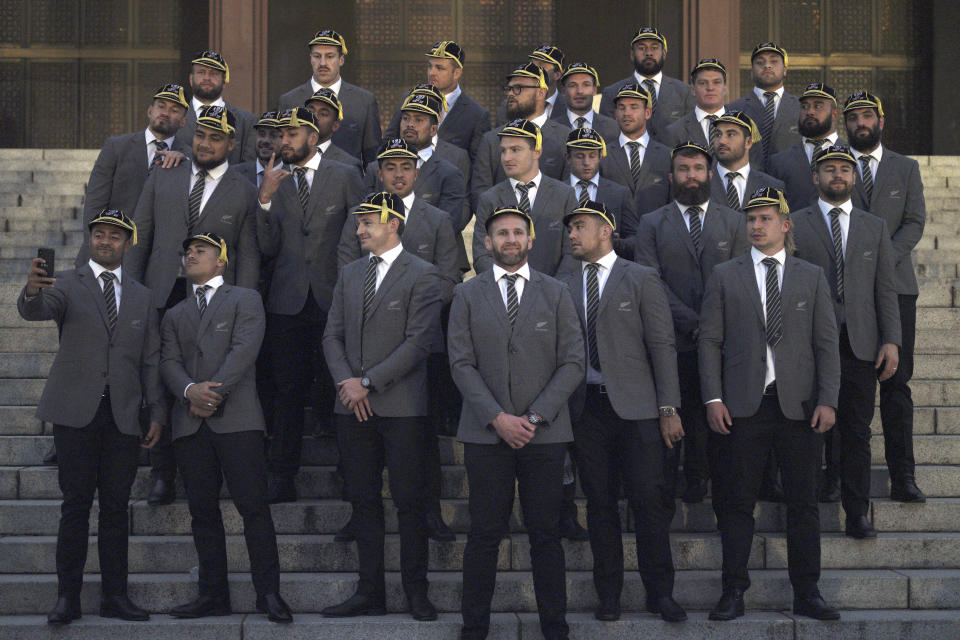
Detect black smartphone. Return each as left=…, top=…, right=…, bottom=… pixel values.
left=37, top=247, right=55, bottom=278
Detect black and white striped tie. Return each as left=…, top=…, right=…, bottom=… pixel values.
left=100, top=272, right=117, bottom=334
left=585, top=263, right=601, bottom=371
left=687, top=206, right=703, bottom=253
left=151, top=140, right=168, bottom=169
left=829, top=208, right=845, bottom=300
left=859, top=155, right=874, bottom=205
left=642, top=79, right=658, bottom=116
left=627, top=141, right=642, bottom=189
left=362, top=255, right=382, bottom=320
left=516, top=181, right=534, bottom=214
left=187, top=169, right=207, bottom=233
left=707, top=114, right=720, bottom=148
left=195, top=285, right=210, bottom=315
left=577, top=179, right=591, bottom=207
left=504, top=274, right=519, bottom=325
left=574, top=116, right=586, bottom=129
left=725, top=172, right=741, bottom=210
left=762, top=257, right=782, bottom=347
left=809, top=139, right=827, bottom=170
left=294, top=166, right=310, bottom=212
left=761, top=91, right=776, bottom=160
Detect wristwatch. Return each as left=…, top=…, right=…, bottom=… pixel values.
left=526, top=411, right=546, bottom=427
left=360, top=376, right=373, bottom=390
left=658, top=406, right=677, bottom=418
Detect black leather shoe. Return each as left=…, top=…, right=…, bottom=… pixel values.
left=794, top=594, right=840, bottom=620
left=267, top=475, right=297, bottom=504
left=256, top=593, right=293, bottom=623
left=708, top=589, right=745, bottom=621
left=595, top=597, right=620, bottom=621
left=47, top=596, right=81, bottom=625
left=100, top=594, right=149, bottom=621
left=653, top=596, right=687, bottom=622
left=322, top=593, right=387, bottom=617
left=682, top=478, right=708, bottom=503
left=42, top=444, right=58, bottom=465
left=170, top=594, right=232, bottom=618
left=407, top=591, right=438, bottom=621
left=645, top=596, right=660, bottom=613
left=333, top=516, right=356, bottom=543
left=147, top=477, right=175, bottom=506
left=559, top=513, right=589, bottom=541
left=425, top=510, right=455, bottom=542
left=845, top=514, right=878, bottom=539
left=818, top=477, right=841, bottom=503
left=891, top=477, right=926, bottom=503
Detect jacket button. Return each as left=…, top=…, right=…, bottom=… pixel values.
left=303, top=230, right=311, bottom=237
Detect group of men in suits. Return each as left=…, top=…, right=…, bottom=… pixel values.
left=26, top=21, right=928, bottom=638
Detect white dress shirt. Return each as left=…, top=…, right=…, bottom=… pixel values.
left=695, top=105, right=726, bottom=142
left=851, top=144, right=883, bottom=181
left=188, top=160, right=229, bottom=213
left=566, top=109, right=596, bottom=129
left=803, top=132, right=839, bottom=164
left=634, top=70, right=663, bottom=98
left=751, top=247, right=785, bottom=388
left=88, top=259, right=122, bottom=313
left=818, top=198, right=852, bottom=255
left=716, top=162, right=751, bottom=206
left=310, top=75, right=342, bottom=96
left=183, top=274, right=225, bottom=397
left=254, top=158, right=266, bottom=188
left=582, top=250, right=617, bottom=384
left=753, top=85, right=784, bottom=118
left=492, top=262, right=530, bottom=308
left=258, top=150, right=320, bottom=212
left=417, top=145, right=434, bottom=168
left=619, top=131, right=650, bottom=170
left=569, top=173, right=599, bottom=201
left=369, top=242, right=404, bottom=290
left=508, top=171, right=542, bottom=211
left=676, top=199, right=710, bottom=230
left=544, top=90, right=559, bottom=118
left=530, top=111, right=548, bottom=129
left=444, top=84, right=462, bottom=114
left=144, top=128, right=175, bottom=168
left=192, top=96, right=225, bottom=116
left=318, top=139, right=333, bottom=156
left=400, top=192, right=416, bottom=220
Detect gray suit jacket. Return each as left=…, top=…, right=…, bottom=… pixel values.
left=76, top=130, right=191, bottom=267
left=127, top=162, right=260, bottom=308
left=256, top=158, right=364, bottom=315
left=233, top=159, right=260, bottom=188
left=384, top=89, right=491, bottom=162
left=324, top=141, right=364, bottom=172
left=472, top=176, right=578, bottom=276
left=791, top=204, right=902, bottom=360
left=598, top=74, right=695, bottom=142
left=471, top=118, right=571, bottom=210
left=322, top=250, right=442, bottom=417
left=698, top=253, right=840, bottom=420
left=448, top=268, right=584, bottom=444
left=599, top=137, right=672, bottom=218
left=769, top=142, right=821, bottom=212
left=18, top=266, right=165, bottom=435
left=852, top=149, right=926, bottom=295
left=728, top=90, right=802, bottom=171
left=634, top=201, right=750, bottom=351
left=551, top=109, right=621, bottom=145
left=363, top=154, right=467, bottom=230
left=661, top=109, right=711, bottom=149
left=560, top=258, right=679, bottom=421
left=160, top=284, right=265, bottom=439
left=175, top=102, right=258, bottom=166
left=709, top=166, right=785, bottom=210
left=278, top=80, right=382, bottom=166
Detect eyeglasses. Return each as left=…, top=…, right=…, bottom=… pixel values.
left=503, top=85, right=540, bottom=95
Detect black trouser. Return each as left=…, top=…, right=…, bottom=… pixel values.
left=572, top=386, right=677, bottom=603
left=54, top=393, right=140, bottom=599
left=824, top=327, right=877, bottom=518
left=267, top=294, right=334, bottom=478
left=461, top=441, right=567, bottom=640
left=336, top=413, right=429, bottom=600
left=423, top=351, right=460, bottom=514
left=150, top=279, right=190, bottom=482
left=174, top=423, right=280, bottom=599
left=719, top=395, right=822, bottom=598
left=880, top=294, right=917, bottom=481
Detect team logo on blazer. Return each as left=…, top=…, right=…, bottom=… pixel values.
left=420, top=192, right=435, bottom=200
left=417, top=243, right=430, bottom=254
left=796, top=300, right=807, bottom=311
left=220, top=214, right=233, bottom=224
left=215, top=321, right=229, bottom=331
left=535, top=321, right=548, bottom=331
left=548, top=220, right=562, bottom=231
left=862, top=251, right=874, bottom=260
left=889, top=189, right=901, bottom=197
left=651, top=176, right=662, bottom=183
left=388, top=300, right=401, bottom=311
left=130, top=319, right=143, bottom=329
left=717, top=240, right=729, bottom=250
left=618, top=301, right=632, bottom=311
left=325, top=205, right=336, bottom=212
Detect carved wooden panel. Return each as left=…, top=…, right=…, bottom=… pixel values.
left=0, top=62, right=25, bottom=147
left=81, top=61, right=129, bottom=147
left=355, top=61, right=405, bottom=127
left=461, top=0, right=505, bottom=48
left=406, top=0, right=454, bottom=46
left=830, top=0, right=871, bottom=53
left=511, top=0, right=555, bottom=46
left=0, top=0, right=26, bottom=47
left=357, top=0, right=402, bottom=46
left=783, top=69, right=823, bottom=97
left=82, top=0, right=130, bottom=47
left=30, top=0, right=79, bottom=46
left=136, top=0, right=181, bottom=48
left=29, top=61, right=79, bottom=148
left=880, top=0, right=928, bottom=55
left=827, top=68, right=873, bottom=106
left=739, top=0, right=770, bottom=52
left=779, top=0, right=822, bottom=54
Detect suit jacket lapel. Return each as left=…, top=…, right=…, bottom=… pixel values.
left=365, top=251, right=408, bottom=318
left=480, top=271, right=510, bottom=331
left=609, top=146, right=633, bottom=190
left=405, top=199, right=427, bottom=239
left=180, top=164, right=196, bottom=228
left=667, top=205, right=699, bottom=261
left=414, top=157, right=438, bottom=195
left=195, top=167, right=232, bottom=227
left=197, top=284, right=230, bottom=337
left=304, top=161, right=333, bottom=225
left=560, top=266, right=587, bottom=326
left=439, top=96, right=463, bottom=133
left=869, top=154, right=890, bottom=206
left=132, top=135, right=150, bottom=179
left=735, top=255, right=765, bottom=324
left=597, top=259, right=626, bottom=317
left=807, top=207, right=837, bottom=259
left=512, top=271, right=541, bottom=333
left=79, top=266, right=111, bottom=331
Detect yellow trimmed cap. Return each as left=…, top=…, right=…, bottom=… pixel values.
left=713, top=110, right=762, bottom=143
left=308, top=29, right=347, bottom=54
left=278, top=107, right=319, bottom=133
left=751, top=41, right=789, bottom=67
left=801, top=82, right=837, bottom=105
left=485, top=206, right=535, bottom=239
left=89, top=209, right=137, bottom=246
left=377, top=138, right=419, bottom=162
left=843, top=90, right=884, bottom=117
left=153, top=83, right=189, bottom=110
left=563, top=200, right=616, bottom=230
left=401, top=93, right=443, bottom=120
left=813, top=142, right=856, bottom=166
left=529, top=45, right=565, bottom=71
left=691, top=58, right=726, bottom=80
left=498, top=118, right=542, bottom=152
left=426, top=40, right=464, bottom=68
left=355, top=191, right=406, bottom=223
left=305, top=88, right=344, bottom=120
left=191, top=50, right=230, bottom=83
left=196, top=105, right=236, bottom=135
left=560, top=62, right=599, bottom=86
left=631, top=27, right=667, bottom=53
left=614, top=83, right=652, bottom=108
left=743, top=186, right=790, bottom=215
left=183, top=232, right=228, bottom=263
left=671, top=140, right=713, bottom=161
left=566, top=127, right=607, bottom=157
left=255, top=110, right=280, bottom=128
left=507, top=62, right=548, bottom=89
left=410, top=83, right=448, bottom=111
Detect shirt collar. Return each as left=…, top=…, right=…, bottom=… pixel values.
left=291, top=149, right=322, bottom=172
left=716, top=162, right=751, bottom=182
left=567, top=109, right=593, bottom=127
left=88, top=259, right=122, bottom=284
left=818, top=198, right=852, bottom=217
left=804, top=131, right=838, bottom=147
left=582, top=250, right=617, bottom=272
left=418, top=145, right=434, bottom=164
left=545, top=90, right=558, bottom=108
left=620, top=130, right=650, bottom=148
left=753, top=86, right=784, bottom=101
left=751, top=246, right=786, bottom=267
left=851, top=144, right=883, bottom=164
left=318, top=139, right=333, bottom=155
left=530, top=111, right=548, bottom=128
left=493, top=262, right=531, bottom=284
left=192, top=96, right=225, bottom=113
left=695, top=105, right=725, bottom=122
left=400, top=192, right=416, bottom=214
left=431, top=133, right=439, bottom=147
left=634, top=70, right=663, bottom=87
left=255, top=158, right=266, bottom=174
left=444, top=84, right=461, bottom=110
left=192, top=274, right=224, bottom=294
left=311, top=75, right=342, bottom=95
left=371, top=241, right=404, bottom=266
left=675, top=199, right=710, bottom=215
left=192, top=159, right=229, bottom=180
left=144, top=128, right=173, bottom=147
left=509, top=171, right=542, bottom=191
left=569, top=172, right=599, bottom=188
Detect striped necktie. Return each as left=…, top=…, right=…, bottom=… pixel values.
left=642, top=79, right=658, bottom=116
left=515, top=181, right=534, bottom=214
left=761, top=91, right=776, bottom=160
left=151, top=140, right=168, bottom=169
left=859, top=155, right=874, bottom=204
left=687, top=206, right=703, bottom=253
left=574, top=116, right=587, bottom=129
left=362, top=255, right=382, bottom=320
left=808, top=139, right=827, bottom=170
left=195, top=285, right=210, bottom=315
left=187, top=169, right=207, bottom=233
left=294, top=166, right=310, bottom=212
left=829, top=208, right=845, bottom=300
left=627, top=141, right=642, bottom=189
left=577, top=179, right=591, bottom=207
left=504, top=274, right=519, bottom=325
left=100, top=272, right=117, bottom=334
left=762, top=257, right=782, bottom=347
left=585, top=263, right=601, bottom=371
left=725, top=172, right=741, bottom=210
left=707, top=114, right=720, bottom=148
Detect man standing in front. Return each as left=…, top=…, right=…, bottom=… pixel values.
left=322, top=192, right=442, bottom=621
left=710, top=111, right=785, bottom=210
left=699, top=187, right=841, bottom=621
left=449, top=207, right=584, bottom=640
left=560, top=201, right=686, bottom=623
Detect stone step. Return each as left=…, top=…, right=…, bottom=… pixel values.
left=870, top=435, right=960, bottom=465
left=0, top=205, right=84, bottom=220
left=0, top=231, right=83, bottom=247
left=0, top=569, right=943, bottom=614
left=907, top=379, right=960, bottom=404
left=0, top=353, right=54, bottom=376
left=0, top=245, right=79, bottom=261
left=0, top=406, right=42, bottom=435
left=0, top=328, right=60, bottom=353
left=913, top=354, right=960, bottom=379
left=0, top=218, right=84, bottom=233
left=0, top=379, right=46, bottom=404
left=915, top=307, right=960, bottom=331
left=915, top=278, right=958, bottom=308
left=0, top=182, right=86, bottom=197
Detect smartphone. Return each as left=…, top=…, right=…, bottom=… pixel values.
left=37, top=247, right=55, bottom=278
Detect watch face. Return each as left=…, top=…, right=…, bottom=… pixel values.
left=361, top=377, right=370, bottom=388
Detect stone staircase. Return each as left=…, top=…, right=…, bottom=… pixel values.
left=0, top=149, right=957, bottom=639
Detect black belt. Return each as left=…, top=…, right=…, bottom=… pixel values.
left=763, top=381, right=777, bottom=397
left=586, top=383, right=608, bottom=395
